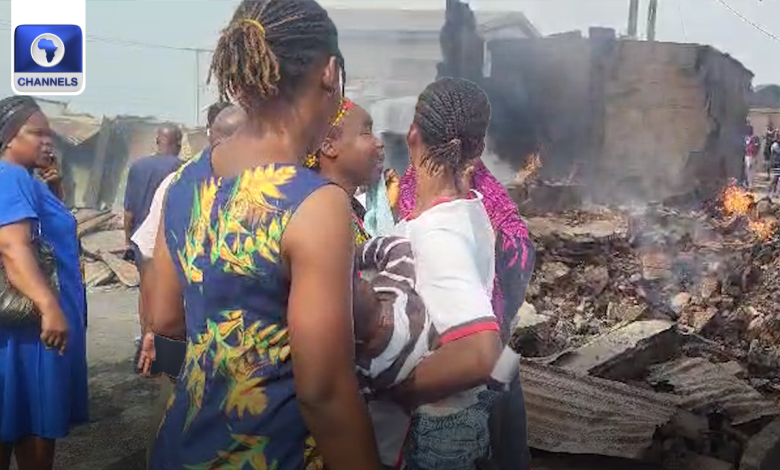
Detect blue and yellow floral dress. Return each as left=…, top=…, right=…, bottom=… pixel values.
left=149, top=149, right=330, bottom=470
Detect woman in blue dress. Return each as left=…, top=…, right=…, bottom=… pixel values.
left=141, top=1, right=382, bottom=469
left=0, top=96, right=89, bottom=470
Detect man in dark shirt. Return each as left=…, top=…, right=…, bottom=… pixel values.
left=123, top=124, right=183, bottom=263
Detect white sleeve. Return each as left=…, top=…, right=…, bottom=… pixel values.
left=130, top=172, right=175, bottom=259
left=413, top=228, right=498, bottom=344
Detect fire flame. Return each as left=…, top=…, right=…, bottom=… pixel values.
left=721, top=183, right=753, bottom=216
left=720, top=181, right=776, bottom=240
left=513, top=153, right=542, bottom=185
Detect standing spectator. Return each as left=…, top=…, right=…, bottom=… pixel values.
left=0, top=96, right=88, bottom=470
left=764, top=125, right=776, bottom=180
left=744, top=133, right=760, bottom=189
left=770, top=139, right=780, bottom=197
left=123, top=125, right=182, bottom=346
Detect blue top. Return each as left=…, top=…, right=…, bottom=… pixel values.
left=0, top=160, right=89, bottom=442
left=123, top=154, right=182, bottom=235
left=150, top=149, right=332, bottom=470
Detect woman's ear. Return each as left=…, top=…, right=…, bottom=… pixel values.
left=321, top=56, right=340, bottom=94
left=320, top=140, right=338, bottom=159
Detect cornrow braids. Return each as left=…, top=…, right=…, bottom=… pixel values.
left=413, top=77, right=491, bottom=178
left=0, top=95, right=40, bottom=152
left=208, top=0, right=346, bottom=111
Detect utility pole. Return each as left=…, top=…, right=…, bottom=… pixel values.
left=194, top=49, right=202, bottom=126
left=628, top=0, right=640, bottom=39
left=647, top=0, right=658, bottom=41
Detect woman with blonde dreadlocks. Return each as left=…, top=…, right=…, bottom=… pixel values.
left=143, top=1, right=382, bottom=469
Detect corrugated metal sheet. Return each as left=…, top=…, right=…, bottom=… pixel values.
left=647, top=358, right=779, bottom=426
left=520, top=360, right=678, bottom=460
left=49, top=115, right=102, bottom=145
left=739, top=417, right=780, bottom=470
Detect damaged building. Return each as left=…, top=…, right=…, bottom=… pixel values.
left=43, top=99, right=206, bottom=210
left=488, top=29, right=753, bottom=204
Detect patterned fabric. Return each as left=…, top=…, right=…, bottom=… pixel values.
left=352, top=196, right=370, bottom=246
left=149, top=148, right=330, bottom=470
left=398, top=160, right=535, bottom=341
left=355, top=236, right=429, bottom=392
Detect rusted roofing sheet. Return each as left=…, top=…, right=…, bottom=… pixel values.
left=49, top=115, right=102, bottom=145
left=647, top=357, right=779, bottom=426
left=520, top=360, right=678, bottom=460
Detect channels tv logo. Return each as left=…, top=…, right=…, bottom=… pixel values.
left=13, top=24, right=84, bottom=94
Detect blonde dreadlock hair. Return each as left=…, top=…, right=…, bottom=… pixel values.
left=208, top=0, right=345, bottom=111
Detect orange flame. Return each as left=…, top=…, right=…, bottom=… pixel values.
left=513, top=153, right=542, bottom=185
left=720, top=181, right=776, bottom=240
left=721, top=182, right=753, bottom=217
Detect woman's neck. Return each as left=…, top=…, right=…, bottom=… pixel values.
left=0, top=153, right=31, bottom=171
left=413, top=170, right=468, bottom=216
left=212, top=114, right=309, bottom=177
left=319, top=166, right=357, bottom=197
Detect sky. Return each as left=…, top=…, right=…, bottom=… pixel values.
left=2, top=0, right=780, bottom=125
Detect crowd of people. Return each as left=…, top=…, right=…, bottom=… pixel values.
left=744, top=122, right=780, bottom=195
left=0, top=0, right=536, bottom=469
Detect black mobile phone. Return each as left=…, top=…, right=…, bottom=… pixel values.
left=148, top=335, right=187, bottom=378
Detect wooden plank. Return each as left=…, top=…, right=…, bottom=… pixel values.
left=81, top=230, right=126, bottom=258
left=77, top=212, right=116, bottom=239
left=551, top=320, right=681, bottom=381
left=84, top=261, right=115, bottom=288
left=74, top=209, right=106, bottom=225
left=99, top=251, right=139, bottom=287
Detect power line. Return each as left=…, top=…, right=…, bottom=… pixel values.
left=676, top=0, right=688, bottom=42
left=713, top=0, right=780, bottom=44
left=0, top=19, right=213, bottom=52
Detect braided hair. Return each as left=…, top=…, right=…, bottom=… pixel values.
left=413, top=77, right=491, bottom=177
left=0, top=95, right=40, bottom=152
left=206, top=101, right=232, bottom=128
left=208, top=0, right=345, bottom=111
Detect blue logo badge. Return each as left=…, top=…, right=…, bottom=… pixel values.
left=13, top=24, right=84, bottom=94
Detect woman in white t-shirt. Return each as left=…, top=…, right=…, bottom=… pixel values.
left=370, top=78, right=506, bottom=470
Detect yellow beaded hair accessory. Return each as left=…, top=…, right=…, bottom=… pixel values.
left=304, top=97, right=355, bottom=168
left=241, top=18, right=266, bottom=36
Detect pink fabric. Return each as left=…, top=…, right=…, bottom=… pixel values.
left=398, top=159, right=532, bottom=325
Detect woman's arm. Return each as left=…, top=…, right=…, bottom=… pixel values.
left=0, top=171, right=68, bottom=351
left=0, top=221, right=69, bottom=351
left=392, top=331, right=500, bottom=409
left=147, top=215, right=185, bottom=339
left=391, top=228, right=501, bottom=409
left=284, top=185, right=381, bottom=470
left=0, top=221, right=60, bottom=314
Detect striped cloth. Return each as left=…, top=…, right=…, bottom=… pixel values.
left=355, top=236, right=431, bottom=393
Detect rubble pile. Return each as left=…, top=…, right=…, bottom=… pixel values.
left=75, top=209, right=139, bottom=291
left=511, top=182, right=780, bottom=469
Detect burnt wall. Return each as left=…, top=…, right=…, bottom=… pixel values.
left=488, top=36, right=753, bottom=204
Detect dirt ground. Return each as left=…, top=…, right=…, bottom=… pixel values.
left=46, top=287, right=157, bottom=470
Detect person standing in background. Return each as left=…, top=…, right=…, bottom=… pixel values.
left=0, top=95, right=88, bottom=470
left=764, top=125, right=776, bottom=181
left=770, top=138, right=780, bottom=197
left=744, top=133, right=760, bottom=190
left=123, top=124, right=182, bottom=347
